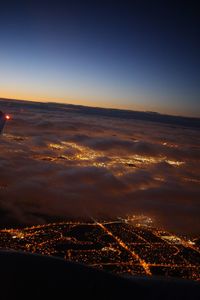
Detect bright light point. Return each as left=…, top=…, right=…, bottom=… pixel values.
left=5, top=115, right=11, bottom=120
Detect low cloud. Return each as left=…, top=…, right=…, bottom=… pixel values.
left=0, top=100, right=199, bottom=235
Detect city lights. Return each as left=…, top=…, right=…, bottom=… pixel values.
left=0, top=217, right=199, bottom=281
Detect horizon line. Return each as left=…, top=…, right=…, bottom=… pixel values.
left=0, top=96, right=199, bottom=120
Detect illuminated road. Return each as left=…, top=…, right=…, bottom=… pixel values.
left=96, top=221, right=152, bottom=276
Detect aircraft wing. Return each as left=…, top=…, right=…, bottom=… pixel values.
left=0, top=250, right=199, bottom=300
left=0, top=111, right=10, bottom=133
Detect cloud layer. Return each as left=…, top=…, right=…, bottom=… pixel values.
left=0, top=100, right=200, bottom=235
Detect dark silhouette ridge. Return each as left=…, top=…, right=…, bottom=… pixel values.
left=1, top=98, right=200, bottom=128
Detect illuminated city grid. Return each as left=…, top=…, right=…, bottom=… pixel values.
left=0, top=216, right=199, bottom=281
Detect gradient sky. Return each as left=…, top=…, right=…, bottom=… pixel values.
left=0, top=1, right=199, bottom=116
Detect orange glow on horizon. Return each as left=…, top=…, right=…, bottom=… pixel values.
left=0, top=91, right=197, bottom=118
left=0, top=92, right=144, bottom=112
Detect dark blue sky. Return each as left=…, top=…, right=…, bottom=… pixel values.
left=0, top=0, right=199, bottom=116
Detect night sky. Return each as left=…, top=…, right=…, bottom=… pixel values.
left=0, top=0, right=199, bottom=116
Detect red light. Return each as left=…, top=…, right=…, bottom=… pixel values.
left=5, top=115, right=10, bottom=120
